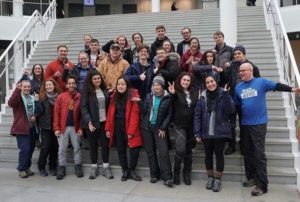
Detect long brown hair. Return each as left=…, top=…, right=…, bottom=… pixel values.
left=39, top=79, right=62, bottom=100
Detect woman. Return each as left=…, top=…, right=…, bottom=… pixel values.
left=105, top=77, right=143, bottom=181
left=180, top=37, right=202, bottom=73
left=35, top=79, right=61, bottom=176
left=192, top=50, right=222, bottom=91
left=194, top=75, right=235, bottom=192
left=168, top=72, right=198, bottom=186
left=102, top=35, right=133, bottom=64
left=162, top=40, right=175, bottom=54
left=20, top=64, right=44, bottom=95
left=80, top=71, right=113, bottom=180
left=132, top=32, right=144, bottom=63
left=8, top=80, right=38, bottom=178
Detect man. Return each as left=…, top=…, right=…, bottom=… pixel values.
left=150, top=25, right=175, bottom=60
left=45, top=44, right=74, bottom=91
left=221, top=45, right=260, bottom=155
left=85, top=38, right=106, bottom=67
left=125, top=44, right=155, bottom=100
left=235, top=62, right=300, bottom=196
left=8, top=80, right=38, bottom=178
left=154, top=47, right=180, bottom=87
left=54, top=75, right=83, bottom=180
left=213, top=31, right=233, bottom=69
left=97, top=44, right=129, bottom=91
left=177, top=27, right=192, bottom=57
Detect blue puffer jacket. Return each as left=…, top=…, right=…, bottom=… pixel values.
left=124, top=61, right=155, bottom=100
left=194, top=88, right=235, bottom=139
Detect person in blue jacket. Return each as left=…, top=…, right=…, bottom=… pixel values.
left=194, top=75, right=235, bottom=192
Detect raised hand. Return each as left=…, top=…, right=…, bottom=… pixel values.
left=224, top=84, right=230, bottom=92
left=131, top=97, right=141, bottom=102
left=140, top=71, right=146, bottom=81
left=168, top=81, right=175, bottom=94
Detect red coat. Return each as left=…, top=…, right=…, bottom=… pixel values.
left=180, top=49, right=202, bottom=72
left=45, top=58, right=74, bottom=91
left=105, top=89, right=143, bottom=148
left=53, top=91, right=81, bottom=133
left=8, top=88, right=32, bottom=136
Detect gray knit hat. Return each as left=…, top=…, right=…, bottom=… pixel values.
left=233, top=45, right=246, bottom=55
left=153, top=75, right=165, bottom=87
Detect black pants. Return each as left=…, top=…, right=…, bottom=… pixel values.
left=114, top=119, right=140, bottom=171
left=169, top=125, right=194, bottom=174
left=86, top=122, right=109, bottom=164
left=38, top=129, right=58, bottom=171
left=203, top=138, right=226, bottom=172
left=240, top=124, right=268, bottom=191
left=142, top=125, right=172, bottom=181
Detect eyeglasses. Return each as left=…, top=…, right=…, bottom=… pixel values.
left=239, top=69, right=251, bottom=72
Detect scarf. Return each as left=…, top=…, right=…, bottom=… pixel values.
left=46, top=92, right=58, bottom=105
left=206, top=88, right=219, bottom=112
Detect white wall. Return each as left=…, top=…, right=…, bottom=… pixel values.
left=0, top=16, right=29, bottom=40
left=280, top=5, right=300, bottom=33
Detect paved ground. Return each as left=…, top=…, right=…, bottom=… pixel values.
left=0, top=167, right=299, bottom=202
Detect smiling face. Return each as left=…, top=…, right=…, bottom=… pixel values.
left=117, top=37, right=126, bottom=48
left=84, top=35, right=92, bottom=46
left=189, top=38, right=199, bottom=51
left=90, top=42, right=99, bottom=52
left=156, top=28, right=166, bottom=40
left=152, top=82, right=164, bottom=95
left=58, top=47, right=68, bottom=60
left=21, top=81, right=31, bottom=95
left=92, top=74, right=101, bottom=88
left=239, top=63, right=253, bottom=82
left=206, top=52, right=214, bottom=64
left=182, top=28, right=191, bottom=41
left=133, top=34, right=142, bottom=46
left=138, top=48, right=148, bottom=60
left=110, top=48, right=121, bottom=58
left=79, top=53, right=89, bottom=67
left=45, top=80, right=55, bottom=93
left=233, top=50, right=246, bottom=62
left=205, top=76, right=217, bottom=92
left=180, top=75, right=191, bottom=90
left=156, top=49, right=166, bottom=62
left=163, top=41, right=172, bottom=53
left=33, top=64, right=43, bottom=76
left=66, top=78, right=77, bottom=92
left=116, top=78, right=127, bottom=94
left=214, top=34, right=224, bottom=46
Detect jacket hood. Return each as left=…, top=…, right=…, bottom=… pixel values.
left=167, top=52, right=180, bottom=63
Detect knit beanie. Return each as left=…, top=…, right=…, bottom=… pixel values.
left=153, top=75, right=165, bottom=87
left=233, top=45, right=246, bottom=55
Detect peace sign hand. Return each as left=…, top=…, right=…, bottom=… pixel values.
left=168, top=81, right=175, bottom=94
left=224, top=84, right=230, bottom=92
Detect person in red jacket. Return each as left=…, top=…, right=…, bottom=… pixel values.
left=105, top=77, right=143, bottom=181
left=45, top=44, right=74, bottom=91
left=53, top=75, right=83, bottom=180
left=8, top=80, right=39, bottom=178
left=180, top=37, right=202, bottom=73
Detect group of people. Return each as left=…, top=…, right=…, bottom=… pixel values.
left=8, top=25, right=300, bottom=197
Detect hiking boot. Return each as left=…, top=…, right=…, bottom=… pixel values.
left=251, top=186, right=267, bottom=196
left=173, top=173, right=180, bottom=185
left=89, top=166, right=98, bottom=180
left=206, top=176, right=214, bottom=190
left=243, top=179, right=256, bottom=187
left=102, top=166, right=114, bottom=179
left=212, top=178, right=222, bottom=192
left=19, top=171, right=29, bottom=178
left=183, top=172, right=192, bottom=185
left=75, top=164, right=84, bottom=178
left=129, top=170, right=142, bottom=181
left=56, top=166, right=65, bottom=180
left=164, top=179, right=174, bottom=188
left=25, top=169, right=35, bottom=176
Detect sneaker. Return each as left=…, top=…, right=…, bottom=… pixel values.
left=89, top=166, right=98, bottom=180
left=19, top=171, right=29, bottom=178
left=243, top=179, right=256, bottom=187
left=102, top=167, right=114, bottom=179
left=150, top=177, right=159, bottom=183
left=206, top=176, right=214, bottom=190
left=49, top=169, right=57, bottom=176
left=25, top=169, right=34, bottom=176
left=173, top=174, right=180, bottom=185
left=121, top=170, right=129, bottom=181
left=212, top=178, right=222, bottom=192
left=56, top=166, right=65, bottom=180
left=75, top=164, right=84, bottom=178
left=129, top=170, right=142, bottom=181
left=251, top=186, right=267, bottom=196
left=164, top=179, right=174, bottom=188
left=39, top=170, right=48, bottom=177
left=183, top=172, right=191, bottom=185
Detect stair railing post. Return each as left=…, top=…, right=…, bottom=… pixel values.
left=220, top=0, right=237, bottom=47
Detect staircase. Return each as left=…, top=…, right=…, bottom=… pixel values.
left=0, top=6, right=298, bottom=184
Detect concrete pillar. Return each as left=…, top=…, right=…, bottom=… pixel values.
left=220, top=0, right=237, bottom=47
left=13, top=0, right=23, bottom=18
left=152, top=0, right=160, bottom=12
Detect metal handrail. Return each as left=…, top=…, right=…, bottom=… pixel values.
left=264, top=0, right=300, bottom=112
left=0, top=0, right=56, bottom=100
